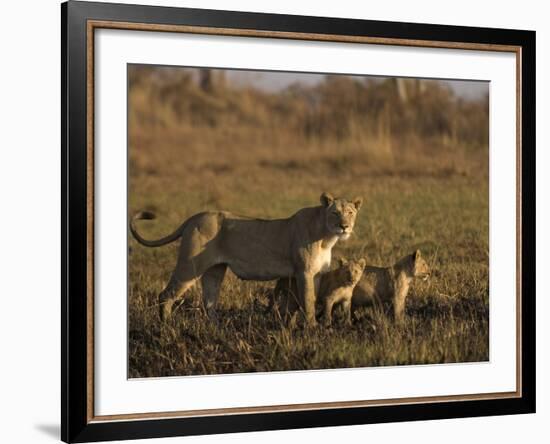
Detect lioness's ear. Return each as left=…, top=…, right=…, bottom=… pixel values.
left=352, top=196, right=363, bottom=210
left=320, top=192, right=335, bottom=207
left=413, top=249, right=421, bottom=262
left=358, top=258, right=366, bottom=268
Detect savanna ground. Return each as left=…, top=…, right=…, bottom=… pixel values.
left=128, top=67, right=489, bottom=377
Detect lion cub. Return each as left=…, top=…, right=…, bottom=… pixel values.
left=270, top=258, right=366, bottom=326
left=352, top=250, right=430, bottom=322
left=319, top=257, right=366, bottom=326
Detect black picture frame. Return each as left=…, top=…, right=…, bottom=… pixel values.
left=62, top=1, right=536, bottom=442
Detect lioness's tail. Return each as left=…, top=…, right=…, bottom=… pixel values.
left=130, top=211, right=184, bottom=247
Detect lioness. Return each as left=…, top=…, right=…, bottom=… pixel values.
left=130, top=192, right=363, bottom=325
left=271, top=257, right=366, bottom=326
left=352, top=250, right=430, bottom=322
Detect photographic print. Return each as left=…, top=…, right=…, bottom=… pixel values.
left=127, top=65, right=490, bottom=378
left=63, top=4, right=535, bottom=440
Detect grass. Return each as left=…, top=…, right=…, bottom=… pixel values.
left=127, top=67, right=489, bottom=378
left=128, top=155, right=488, bottom=378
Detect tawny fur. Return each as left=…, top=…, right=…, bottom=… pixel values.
left=319, top=258, right=366, bottom=326
left=271, top=257, right=366, bottom=326
left=352, top=250, right=430, bottom=321
left=130, top=192, right=363, bottom=325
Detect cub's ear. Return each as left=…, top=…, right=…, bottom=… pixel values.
left=358, top=258, right=367, bottom=268
left=413, top=249, right=422, bottom=262
left=320, top=192, right=335, bottom=207
left=336, top=257, right=348, bottom=267
left=352, top=196, right=363, bottom=210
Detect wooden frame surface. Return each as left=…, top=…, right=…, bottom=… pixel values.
left=62, top=1, right=536, bottom=442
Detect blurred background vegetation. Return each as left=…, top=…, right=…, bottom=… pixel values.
left=129, top=66, right=488, bottom=182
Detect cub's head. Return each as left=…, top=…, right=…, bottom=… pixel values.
left=320, top=192, right=363, bottom=240
left=403, top=250, right=430, bottom=281
left=336, top=257, right=367, bottom=286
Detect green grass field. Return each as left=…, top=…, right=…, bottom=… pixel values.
left=127, top=68, right=489, bottom=378
left=128, top=132, right=488, bottom=378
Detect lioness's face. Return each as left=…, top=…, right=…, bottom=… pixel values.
left=410, top=250, right=430, bottom=281
left=320, top=192, right=363, bottom=240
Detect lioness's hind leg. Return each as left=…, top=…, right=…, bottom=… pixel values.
left=159, top=236, right=220, bottom=322
left=201, top=264, right=227, bottom=320
left=158, top=276, right=197, bottom=322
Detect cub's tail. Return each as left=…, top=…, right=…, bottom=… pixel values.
left=130, top=211, right=184, bottom=247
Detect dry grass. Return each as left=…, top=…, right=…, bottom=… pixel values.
left=127, top=66, right=489, bottom=377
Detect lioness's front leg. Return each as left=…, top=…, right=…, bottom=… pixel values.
left=393, top=292, right=406, bottom=324
left=296, top=271, right=317, bottom=326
